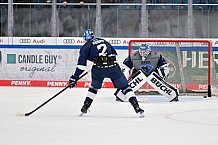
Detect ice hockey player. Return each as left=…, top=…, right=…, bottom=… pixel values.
left=115, top=43, right=179, bottom=102
left=68, top=29, right=144, bottom=117
left=123, top=43, right=169, bottom=80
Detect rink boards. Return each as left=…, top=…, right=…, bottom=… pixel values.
left=0, top=37, right=218, bottom=93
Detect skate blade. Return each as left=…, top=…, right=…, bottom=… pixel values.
left=79, top=112, right=85, bottom=117
left=139, top=112, right=145, bottom=118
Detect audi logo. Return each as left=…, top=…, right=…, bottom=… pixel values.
left=109, top=40, right=121, bottom=45
left=63, top=39, right=75, bottom=44
left=19, top=39, right=31, bottom=43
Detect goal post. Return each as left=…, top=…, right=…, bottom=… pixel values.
left=128, top=39, right=217, bottom=97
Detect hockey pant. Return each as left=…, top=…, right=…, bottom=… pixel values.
left=114, top=69, right=179, bottom=102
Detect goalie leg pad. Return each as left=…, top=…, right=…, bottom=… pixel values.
left=114, top=86, right=136, bottom=102
left=114, top=89, right=126, bottom=102
left=121, top=86, right=135, bottom=100
left=114, top=70, right=148, bottom=101
left=115, top=70, right=179, bottom=102
left=147, top=72, right=179, bottom=101
left=128, top=70, right=148, bottom=91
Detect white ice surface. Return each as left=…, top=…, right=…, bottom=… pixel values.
left=0, top=87, right=218, bottom=145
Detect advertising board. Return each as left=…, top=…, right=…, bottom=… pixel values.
left=0, top=37, right=217, bottom=92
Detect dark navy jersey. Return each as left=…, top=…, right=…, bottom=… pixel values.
left=73, top=38, right=118, bottom=79
left=78, top=38, right=117, bottom=66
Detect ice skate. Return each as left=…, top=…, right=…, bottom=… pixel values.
left=129, top=97, right=145, bottom=118
left=79, top=97, right=93, bottom=116
left=79, top=105, right=89, bottom=116
left=133, top=106, right=145, bottom=118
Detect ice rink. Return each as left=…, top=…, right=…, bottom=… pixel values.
left=1, top=86, right=218, bottom=145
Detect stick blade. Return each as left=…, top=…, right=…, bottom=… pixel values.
left=16, top=112, right=25, bottom=117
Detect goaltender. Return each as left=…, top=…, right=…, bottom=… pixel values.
left=114, top=43, right=179, bottom=102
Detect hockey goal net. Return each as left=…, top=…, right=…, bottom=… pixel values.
left=128, top=39, right=218, bottom=97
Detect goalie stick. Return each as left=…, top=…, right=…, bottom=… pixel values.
left=16, top=71, right=89, bottom=117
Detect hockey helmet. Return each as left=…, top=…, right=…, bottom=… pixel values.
left=139, top=43, right=151, bottom=58
left=83, top=29, right=94, bottom=41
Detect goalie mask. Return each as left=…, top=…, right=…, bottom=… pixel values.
left=83, top=29, right=94, bottom=41
left=139, top=44, right=151, bottom=59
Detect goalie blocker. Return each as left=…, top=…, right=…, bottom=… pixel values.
left=114, top=67, right=179, bottom=102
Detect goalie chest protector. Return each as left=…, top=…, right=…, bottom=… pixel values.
left=131, top=51, right=160, bottom=70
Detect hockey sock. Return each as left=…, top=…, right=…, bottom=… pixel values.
left=129, top=97, right=139, bottom=107
left=87, top=87, right=98, bottom=100
left=122, top=86, right=135, bottom=100
left=129, top=97, right=144, bottom=114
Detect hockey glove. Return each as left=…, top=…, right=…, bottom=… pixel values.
left=68, top=75, right=77, bottom=88
left=157, top=63, right=170, bottom=81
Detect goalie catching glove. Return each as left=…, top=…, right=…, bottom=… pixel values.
left=157, top=63, right=170, bottom=81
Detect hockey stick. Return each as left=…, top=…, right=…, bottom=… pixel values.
left=16, top=71, right=89, bottom=117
